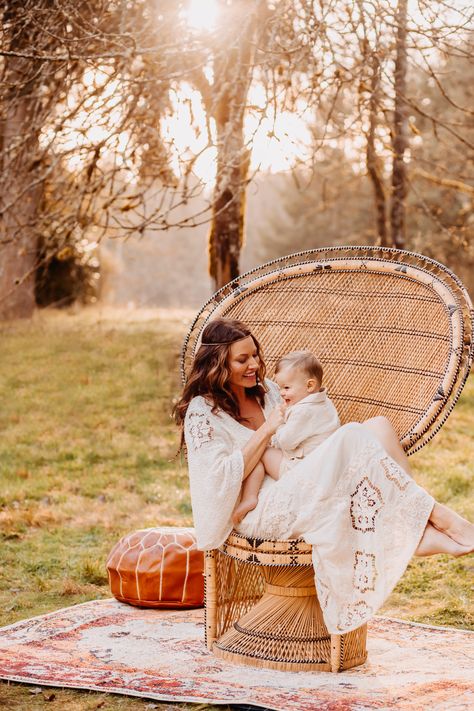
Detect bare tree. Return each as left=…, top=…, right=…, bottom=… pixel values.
left=0, top=0, right=332, bottom=309
left=390, top=0, right=408, bottom=248
left=350, top=0, right=473, bottom=250
left=254, top=0, right=474, bottom=283
left=0, top=0, right=188, bottom=317
left=189, top=1, right=261, bottom=290
left=0, top=1, right=60, bottom=317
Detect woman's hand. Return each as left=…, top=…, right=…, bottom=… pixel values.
left=264, top=404, right=286, bottom=435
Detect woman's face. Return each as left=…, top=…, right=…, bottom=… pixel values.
left=227, top=336, right=259, bottom=390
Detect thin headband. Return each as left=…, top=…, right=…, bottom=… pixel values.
left=200, top=335, right=250, bottom=346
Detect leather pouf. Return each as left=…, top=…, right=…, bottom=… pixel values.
left=106, top=527, right=204, bottom=608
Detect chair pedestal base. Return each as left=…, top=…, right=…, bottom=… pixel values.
left=212, top=566, right=367, bottom=672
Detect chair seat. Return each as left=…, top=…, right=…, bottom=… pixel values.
left=219, top=531, right=312, bottom=565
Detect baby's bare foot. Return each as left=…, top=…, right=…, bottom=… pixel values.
left=232, top=495, right=258, bottom=525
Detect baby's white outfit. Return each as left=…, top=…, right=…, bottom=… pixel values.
left=272, top=388, right=340, bottom=475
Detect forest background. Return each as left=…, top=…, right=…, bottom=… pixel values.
left=0, top=0, right=473, bottom=315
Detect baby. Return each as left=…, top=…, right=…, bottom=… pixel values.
left=232, top=350, right=340, bottom=524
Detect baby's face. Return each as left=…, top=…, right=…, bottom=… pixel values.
left=275, top=367, right=318, bottom=406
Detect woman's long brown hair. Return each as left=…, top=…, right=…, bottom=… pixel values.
left=174, top=318, right=267, bottom=444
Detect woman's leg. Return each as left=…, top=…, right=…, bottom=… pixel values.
left=363, top=416, right=413, bottom=474
left=364, top=416, right=474, bottom=550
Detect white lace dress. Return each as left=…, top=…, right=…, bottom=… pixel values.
left=184, top=379, right=434, bottom=634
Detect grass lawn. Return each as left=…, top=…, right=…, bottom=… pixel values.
left=0, top=306, right=473, bottom=709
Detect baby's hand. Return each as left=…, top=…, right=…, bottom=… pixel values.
left=265, top=404, right=286, bottom=435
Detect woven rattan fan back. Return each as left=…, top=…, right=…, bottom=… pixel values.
left=182, top=247, right=473, bottom=455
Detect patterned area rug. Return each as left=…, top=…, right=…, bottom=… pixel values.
left=0, top=599, right=472, bottom=710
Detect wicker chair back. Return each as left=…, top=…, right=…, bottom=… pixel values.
left=182, top=246, right=473, bottom=455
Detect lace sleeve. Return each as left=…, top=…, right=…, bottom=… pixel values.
left=184, top=397, right=244, bottom=550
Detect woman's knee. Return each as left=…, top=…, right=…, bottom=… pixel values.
left=364, top=416, right=394, bottom=434
left=365, top=415, right=390, bottom=426
left=338, top=421, right=364, bottom=436
left=363, top=416, right=410, bottom=470
left=363, top=416, right=399, bottom=444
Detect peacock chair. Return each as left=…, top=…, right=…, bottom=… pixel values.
left=181, top=246, right=473, bottom=673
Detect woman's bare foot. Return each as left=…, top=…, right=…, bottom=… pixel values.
left=232, top=495, right=258, bottom=525
left=415, top=522, right=472, bottom=557
left=429, top=503, right=474, bottom=549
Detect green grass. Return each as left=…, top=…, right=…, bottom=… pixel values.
left=0, top=306, right=473, bottom=708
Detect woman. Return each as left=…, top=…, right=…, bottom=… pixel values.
left=175, top=318, right=474, bottom=634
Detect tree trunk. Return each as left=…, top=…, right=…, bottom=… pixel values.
left=209, top=138, right=250, bottom=291
left=0, top=26, right=42, bottom=319
left=366, top=52, right=388, bottom=246
left=390, top=0, right=408, bottom=249
left=208, top=2, right=258, bottom=291
left=0, top=98, right=40, bottom=319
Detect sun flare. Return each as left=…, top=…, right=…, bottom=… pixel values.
left=184, top=0, right=219, bottom=32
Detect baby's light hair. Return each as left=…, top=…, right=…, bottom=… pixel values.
left=275, top=350, right=323, bottom=384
